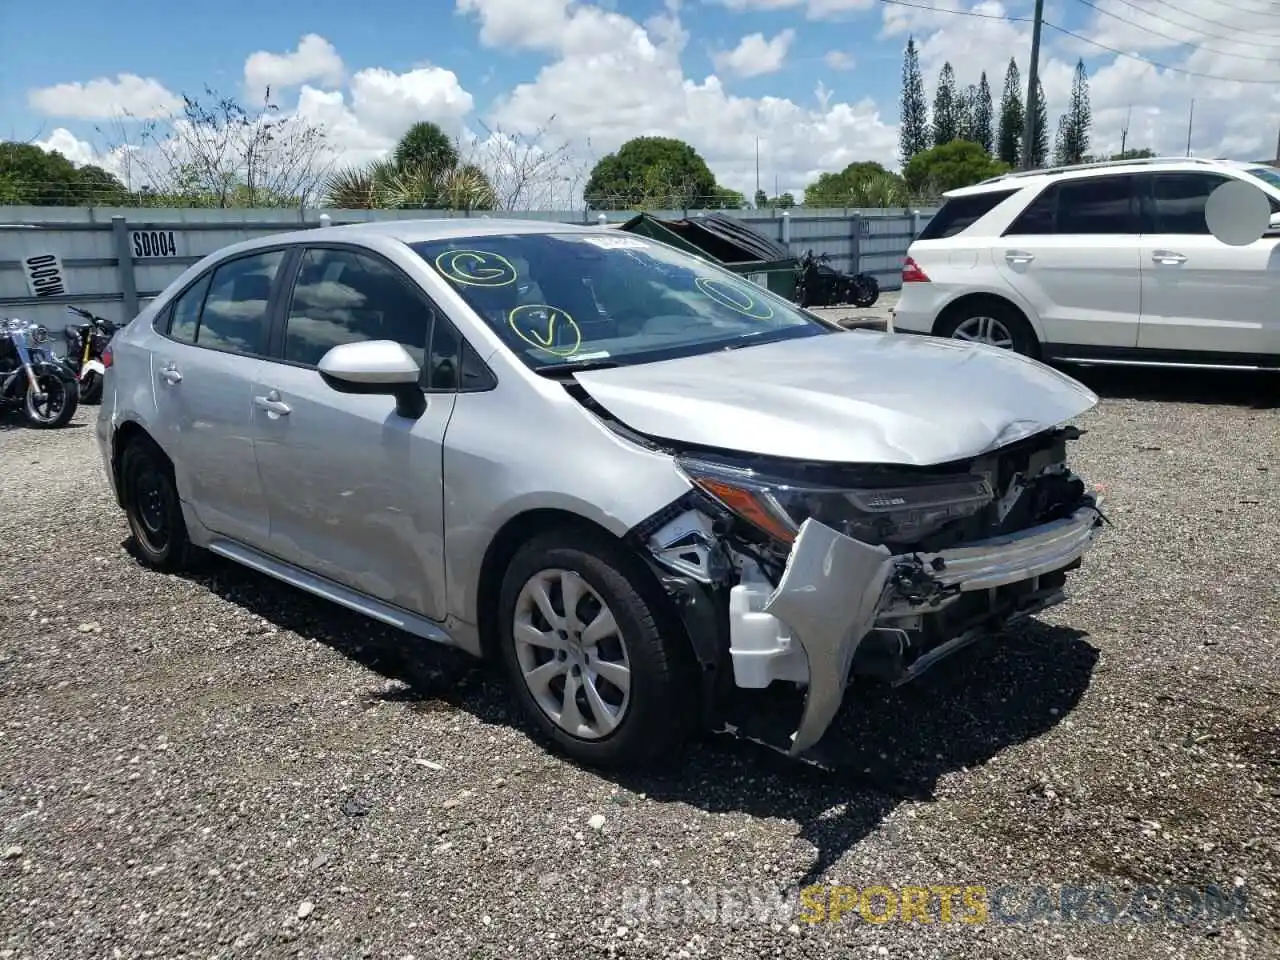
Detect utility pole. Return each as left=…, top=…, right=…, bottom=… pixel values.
left=1020, top=0, right=1045, bottom=170
left=755, top=137, right=760, bottom=198
left=1120, top=104, right=1131, bottom=155
left=1185, top=99, right=1194, bottom=157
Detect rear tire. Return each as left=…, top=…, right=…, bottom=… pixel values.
left=496, top=529, right=695, bottom=769
left=935, top=299, right=1039, bottom=358
left=120, top=437, right=198, bottom=572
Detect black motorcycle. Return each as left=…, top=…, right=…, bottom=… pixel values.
left=62, top=305, right=119, bottom=404
left=793, top=250, right=880, bottom=309
left=1, top=317, right=79, bottom=428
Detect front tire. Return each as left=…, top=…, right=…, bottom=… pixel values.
left=78, top=371, right=103, bottom=405
left=24, top=372, right=77, bottom=428
left=120, top=437, right=198, bottom=572
left=496, top=530, right=695, bottom=769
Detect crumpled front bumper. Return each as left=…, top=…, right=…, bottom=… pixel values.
left=753, top=497, right=1105, bottom=756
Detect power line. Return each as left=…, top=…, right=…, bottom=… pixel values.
left=1098, top=0, right=1280, bottom=49
left=1044, top=20, right=1280, bottom=83
left=875, top=0, right=1031, bottom=23
left=1147, top=0, right=1280, bottom=22
left=1074, top=0, right=1280, bottom=61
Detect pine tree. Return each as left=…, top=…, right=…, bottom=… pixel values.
left=899, top=37, right=929, bottom=166
left=1030, top=75, right=1049, bottom=167
left=1058, top=58, right=1092, bottom=164
left=996, top=58, right=1023, bottom=166
left=974, top=72, right=994, bottom=154
left=1052, top=114, right=1071, bottom=166
left=931, top=62, right=960, bottom=147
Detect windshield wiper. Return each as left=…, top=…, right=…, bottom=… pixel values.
left=534, top=358, right=622, bottom=376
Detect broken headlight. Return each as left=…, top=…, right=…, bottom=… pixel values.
left=677, top=456, right=994, bottom=547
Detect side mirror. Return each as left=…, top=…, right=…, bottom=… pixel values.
left=1205, top=180, right=1273, bottom=246
left=317, top=340, right=426, bottom=419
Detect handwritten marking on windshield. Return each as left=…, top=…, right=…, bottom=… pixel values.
left=695, top=277, right=775, bottom=320
left=435, top=249, right=518, bottom=287
left=508, top=304, right=582, bottom=357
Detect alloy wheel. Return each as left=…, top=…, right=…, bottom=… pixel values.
left=512, top=568, right=632, bottom=740
left=951, top=315, right=1015, bottom=350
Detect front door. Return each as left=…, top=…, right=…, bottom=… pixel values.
left=994, top=173, right=1143, bottom=349
left=251, top=245, right=458, bottom=620
left=150, top=249, right=286, bottom=549
left=1137, top=171, right=1280, bottom=359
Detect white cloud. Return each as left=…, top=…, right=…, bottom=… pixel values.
left=244, top=33, right=344, bottom=95
left=347, top=65, right=475, bottom=139
left=27, top=74, right=181, bottom=120
left=715, top=0, right=875, bottom=18
left=33, top=128, right=99, bottom=165
left=824, top=50, right=857, bottom=71
left=712, top=30, right=797, bottom=78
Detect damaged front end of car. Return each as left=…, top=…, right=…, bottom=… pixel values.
left=625, top=425, right=1107, bottom=760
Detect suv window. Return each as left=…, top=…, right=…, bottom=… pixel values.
left=284, top=248, right=434, bottom=368
left=917, top=189, right=1017, bottom=240
left=197, top=250, right=284, bottom=355
left=167, top=274, right=210, bottom=343
left=1146, top=172, right=1230, bottom=234
left=1004, top=175, right=1138, bottom=236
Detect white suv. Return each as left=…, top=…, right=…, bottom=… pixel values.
left=892, top=156, right=1280, bottom=369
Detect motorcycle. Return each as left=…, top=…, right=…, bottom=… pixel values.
left=62, top=305, right=119, bottom=404
left=0, top=316, right=80, bottom=429
left=793, top=250, right=880, bottom=309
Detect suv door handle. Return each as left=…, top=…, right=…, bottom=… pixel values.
left=1151, top=250, right=1187, bottom=265
left=1004, top=250, right=1035, bottom=265
left=253, top=390, right=291, bottom=417
left=159, top=364, right=182, bottom=385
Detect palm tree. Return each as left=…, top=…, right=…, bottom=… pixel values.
left=321, top=122, right=495, bottom=211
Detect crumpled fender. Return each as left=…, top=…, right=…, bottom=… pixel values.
left=761, top=518, right=894, bottom=755
left=80, top=359, right=106, bottom=378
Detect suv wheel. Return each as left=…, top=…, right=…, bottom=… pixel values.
left=937, top=301, right=1038, bottom=357
left=496, top=530, right=694, bottom=769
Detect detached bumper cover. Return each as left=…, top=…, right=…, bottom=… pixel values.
left=761, top=499, right=1105, bottom=755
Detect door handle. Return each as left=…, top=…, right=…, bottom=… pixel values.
left=253, top=390, right=291, bottom=417
left=1151, top=250, right=1187, bottom=265
left=160, top=365, right=182, bottom=384
left=1004, top=250, right=1035, bottom=265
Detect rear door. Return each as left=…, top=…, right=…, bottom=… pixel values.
left=251, top=244, right=460, bottom=620
left=149, top=248, right=287, bottom=548
left=1136, top=171, right=1280, bottom=360
left=995, top=174, right=1142, bottom=349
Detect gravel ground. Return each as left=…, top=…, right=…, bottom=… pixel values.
left=1, top=367, right=1277, bottom=960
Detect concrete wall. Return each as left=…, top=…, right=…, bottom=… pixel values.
left=0, top=204, right=938, bottom=332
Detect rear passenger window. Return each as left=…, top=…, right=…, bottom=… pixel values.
left=1148, top=173, right=1229, bottom=234
left=284, top=248, right=433, bottom=368
left=167, top=274, right=210, bottom=343
left=197, top=251, right=284, bottom=355
left=917, top=189, right=1018, bottom=240
left=1004, top=176, right=1137, bottom=235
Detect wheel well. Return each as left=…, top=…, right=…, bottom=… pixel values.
left=474, top=508, right=687, bottom=663
left=934, top=293, right=1037, bottom=345
left=110, top=421, right=161, bottom=504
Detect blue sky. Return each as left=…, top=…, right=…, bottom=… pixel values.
left=3, top=0, right=1274, bottom=198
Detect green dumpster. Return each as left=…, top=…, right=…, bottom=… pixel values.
left=616, top=212, right=798, bottom=301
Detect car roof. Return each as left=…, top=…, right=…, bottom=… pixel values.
left=943, top=156, right=1266, bottom=199
left=214, top=216, right=607, bottom=258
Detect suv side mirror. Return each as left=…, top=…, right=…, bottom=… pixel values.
left=318, top=340, right=427, bottom=419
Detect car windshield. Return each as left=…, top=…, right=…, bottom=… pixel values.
left=411, top=231, right=827, bottom=370
left=1245, top=166, right=1280, bottom=192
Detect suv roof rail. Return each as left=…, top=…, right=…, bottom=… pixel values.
left=975, top=155, right=1225, bottom=186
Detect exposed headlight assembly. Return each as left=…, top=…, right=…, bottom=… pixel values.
left=677, top=456, right=995, bottom=547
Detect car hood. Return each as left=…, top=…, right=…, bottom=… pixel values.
left=571, top=331, right=1098, bottom=466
